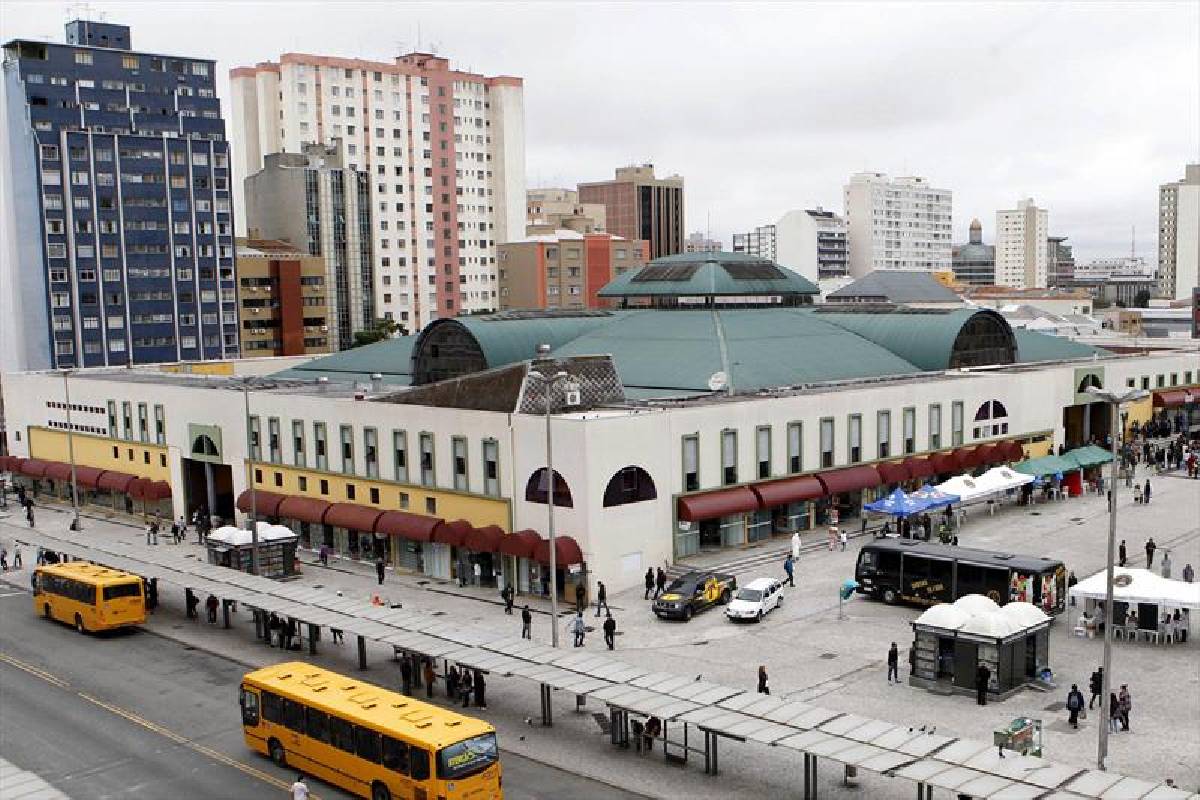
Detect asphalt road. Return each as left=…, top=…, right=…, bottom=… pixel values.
left=0, top=589, right=643, bottom=800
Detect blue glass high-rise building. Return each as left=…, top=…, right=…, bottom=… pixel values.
left=1, top=20, right=239, bottom=370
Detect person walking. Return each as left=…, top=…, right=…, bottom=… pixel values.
left=644, top=568, right=655, bottom=600
left=400, top=657, right=413, bottom=695
left=783, top=554, right=795, bottom=588
left=186, top=590, right=200, bottom=621
left=0, top=546, right=7, bottom=571
left=291, top=774, right=309, bottom=800
left=422, top=659, right=436, bottom=699
left=574, top=581, right=585, bottom=613
left=1161, top=550, right=1172, bottom=579
left=595, top=581, right=610, bottom=617
left=502, top=583, right=515, bottom=614
left=375, top=558, right=386, bottom=585
left=459, top=668, right=473, bottom=708
left=887, top=642, right=899, bottom=683
left=1108, top=692, right=1121, bottom=732
left=205, top=594, right=219, bottom=624
left=757, top=665, right=769, bottom=695
left=520, top=605, right=532, bottom=639
left=170, top=519, right=180, bottom=544
left=446, top=665, right=460, bottom=701
left=1088, top=667, right=1103, bottom=709
left=1143, top=479, right=1152, bottom=505
left=975, top=663, right=991, bottom=706
left=1183, top=563, right=1195, bottom=583
left=473, top=670, right=487, bottom=710
left=146, top=577, right=157, bottom=611
left=1118, top=685, right=1132, bottom=731
left=570, top=612, right=586, bottom=647
left=655, top=567, right=667, bottom=599
left=11, top=546, right=20, bottom=570
left=1145, top=537, right=1157, bottom=568
left=839, top=528, right=848, bottom=551
left=25, top=504, right=34, bottom=528
left=1118, top=539, right=1127, bottom=568
left=603, top=612, right=617, bottom=650
left=1066, top=684, right=1085, bottom=729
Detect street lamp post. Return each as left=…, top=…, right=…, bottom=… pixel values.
left=1086, top=385, right=1148, bottom=770
left=61, top=370, right=81, bottom=532
left=242, top=382, right=260, bottom=575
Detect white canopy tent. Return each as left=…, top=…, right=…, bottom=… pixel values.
left=208, top=521, right=297, bottom=546
left=1069, top=568, right=1200, bottom=610
left=935, top=467, right=1033, bottom=506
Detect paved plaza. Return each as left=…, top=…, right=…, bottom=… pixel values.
left=2, top=467, right=1198, bottom=798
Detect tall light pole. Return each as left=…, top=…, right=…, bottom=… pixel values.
left=241, top=381, right=260, bottom=575
left=61, top=370, right=81, bottom=532
left=1085, top=385, right=1148, bottom=770
left=527, top=344, right=578, bottom=648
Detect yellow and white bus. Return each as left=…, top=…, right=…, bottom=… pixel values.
left=240, top=662, right=502, bottom=800
left=33, top=561, right=145, bottom=633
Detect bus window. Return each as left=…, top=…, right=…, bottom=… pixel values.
left=382, top=735, right=409, bottom=774
left=262, top=691, right=283, bottom=724
left=240, top=688, right=260, bottom=727
left=438, top=732, right=499, bottom=780
left=103, top=583, right=141, bottom=601
left=329, top=715, right=356, bottom=753
left=282, top=699, right=305, bottom=733
left=927, top=559, right=953, bottom=604
left=355, top=726, right=381, bottom=763
left=410, top=746, right=430, bottom=781
left=304, top=707, right=329, bottom=744
left=877, top=549, right=900, bottom=575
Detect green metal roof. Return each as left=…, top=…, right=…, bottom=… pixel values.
left=271, top=336, right=415, bottom=385
left=448, top=312, right=623, bottom=368
left=552, top=308, right=922, bottom=392
left=1014, top=455, right=1079, bottom=477
left=598, top=251, right=819, bottom=298
left=1012, top=329, right=1108, bottom=363
left=813, top=308, right=990, bottom=371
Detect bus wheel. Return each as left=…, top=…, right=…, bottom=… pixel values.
left=268, top=739, right=286, bottom=767
left=371, top=782, right=392, bottom=800
left=74, top=614, right=86, bottom=634
left=882, top=589, right=898, bottom=606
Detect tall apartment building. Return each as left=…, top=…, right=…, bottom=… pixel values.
left=683, top=231, right=722, bottom=253
left=1046, top=235, right=1074, bottom=287
left=244, top=143, right=373, bottom=348
left=578, top=164, right=683, bottom=259
left=843, top=172, right=952, bottom=277
left=1, top=20, right=238, bottom=371
left=1158, top=164, right=1200, bottom=300
left=497, top=231, right=648, bottom=310
left=526, top=188, right=605, bottom=234
left=994, top=198, right=1049, bottom=289
left=236, top=238, right=331, bottom=356
left=733, top=209, right=848, bottom=283
left=230, top=52, right=525, bottom=330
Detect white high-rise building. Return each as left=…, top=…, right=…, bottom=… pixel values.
left=1158, top=164, right=1200, bottom=300
left=994, top=198, right=1049, bottom=289
left=230, top=52, right=525, bottom=330
left=733, top=209, right=848, bottom=283
left=843, top=173, right=952, bottom=277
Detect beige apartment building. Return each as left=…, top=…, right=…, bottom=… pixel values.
left=579, top=165, right=684, bottom=258
left=526, top=188, right=606, bottom=234
left=498, top=231, right=649, bottom=310
left=236, top=239, right=332, bottom=356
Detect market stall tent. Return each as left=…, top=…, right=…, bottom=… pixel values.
left=1068, top=568, right=1200, bottom=609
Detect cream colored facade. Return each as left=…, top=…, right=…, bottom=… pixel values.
left=526, top=188, right=606, bottom=234
left=1158, top=164, right=1200, bottom=300
left=995, top=198, right=1049, bottom=289
left=844, top=172, right=952, bottom=276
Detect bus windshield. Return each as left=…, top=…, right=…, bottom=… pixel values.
left=103, top=583, right=142, bottom=601
left=437, top=732, right=498, bottom=780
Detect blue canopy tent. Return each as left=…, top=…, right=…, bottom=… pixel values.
left=864, top=487, right=930, bottom=517
left=910, top=484, right=961, bottom=510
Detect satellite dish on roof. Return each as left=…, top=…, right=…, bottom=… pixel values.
left=708, top=371, right=728, bottom=392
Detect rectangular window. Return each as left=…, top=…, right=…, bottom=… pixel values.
left=902, top=407, right=916, bottom=455
left=268, top=417, right=281, bottom=463
left=482, top=439, right=499, bottom=496
left=292, top=420, right=306, bottom=467
left=248, top=416, right=262, bottom=461
left=392, top=430, right=408, bottom=482
left=120, top=401, right=132, bottom=439
left=848, top=414, right=862, bottom=463
left=877, top=410, right=891, bottom=459
left=682, top=435, right=700, bottom=492
left=154, top=404, right=165, bottom=445
left=756, top=426, right=771, bottom=479
left=820, top=418, right=834, bottom=468
left=314, top=422, right=327, bottom=470
left=721, top=430, right=737, bottom=485
left=928, top=404, right=942, bottom=450
left=452, top=437, right=468, bottom=490
left=329, top=716, right=355, bottom=753
left=364, top=428, right=378, bottom=477
left=783, top=422, right=802, bottom=474
left=137, top=403, right=149, bottom=442
left=419, top=433, right=434, bottom=486
left=340, top=424, right=354, bottom=474
left=951, top=402, right=964, bottom=447
left=107, top=401, right=118, bottom=437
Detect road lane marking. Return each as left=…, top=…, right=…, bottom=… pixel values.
left=0, top=652, right=314, bottom=797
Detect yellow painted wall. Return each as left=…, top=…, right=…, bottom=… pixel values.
left=1124, top=397, right=1154, bottom=435
left=251, top=462, right=511, bottom=530
left=29, top=428, right=171, bottom=481
left=160, top=362, right=235, bottom=376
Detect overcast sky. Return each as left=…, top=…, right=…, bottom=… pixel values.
left=4, top=1, right=1198, bottom=264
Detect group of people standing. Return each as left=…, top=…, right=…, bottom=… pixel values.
left=1066, top=668, right=1132, bottom=732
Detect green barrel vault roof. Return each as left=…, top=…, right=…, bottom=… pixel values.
left=446, top=312, right=625, bottom=368
left=813, top=308, right=992, bottom=371
left=1012, top=329, right=1107, bottom=363
left=272, top=336, right=416, bottom=385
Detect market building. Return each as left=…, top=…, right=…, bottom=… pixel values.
left=2, top=252, right=1197, bottom=597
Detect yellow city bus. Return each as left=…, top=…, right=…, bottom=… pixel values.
left=240, top=662, right=502, bottom=800
left=32, top=561, right=146, bottom=633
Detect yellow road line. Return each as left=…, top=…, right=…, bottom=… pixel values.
left=0, top=652, right=313, bottom=796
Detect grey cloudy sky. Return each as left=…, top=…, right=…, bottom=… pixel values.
left=4, top=0, right=1198, bottom=263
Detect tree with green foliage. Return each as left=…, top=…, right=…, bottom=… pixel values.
left=350, top=318, right=404, bottom=348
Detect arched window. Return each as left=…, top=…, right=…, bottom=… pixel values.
left=602, top=466, right=657, bottom=507
left=525, top=468, right=573, bottom=507
left=972, top=400, right=1009, bottom=439
left=191, top=434, right=219, bottom=457
left=1077, top=374, right=1102, bottom=394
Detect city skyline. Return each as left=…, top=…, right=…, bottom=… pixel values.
left=2, top=1, right=1197, bottom=267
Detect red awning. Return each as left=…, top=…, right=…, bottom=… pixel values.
left=236, top=489, right=286, bottom=517
left=74, top=466, right=106, bottom=488
left=44, top=462, right=73, bottom=481
left=1001, top=441, right=1026, bottom=462
left=498, top=529, right=543, bottom=559
left=534, top=535, right=584, bottom=566
left=677, top=486, right=761, bottom=522
left=19, top=459, right=51, bottom=477
left=433, top=519, right=472, bottom=547
left=142, top=480, right=171, bottom=501
left=127, top=477, right=149, bottom=500
left=464, top=524, right=505, bottom=553
left=816, top=465, right=882, bottom=496
left=375, top=511, right=441, bottom=542
left=974, top=444, right=1000, bottom=466
left=0, top=455, right=14, bottom=471
left=324, top=502, right=384, bottom=532
left=1153, top=389, right=1188, bottom=408
left=751, top=476, right=824, bottom=507
left=97, top=470, right=136, bottom=492
left=929, top=451, right=961, bottom=474
left=957, top=447, right=983, bottom=470
left=875, top=462, right=909, bottom=484
left=903, top=457, right=935, bottom=479
left=277, top=496, right=332, bottom=525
